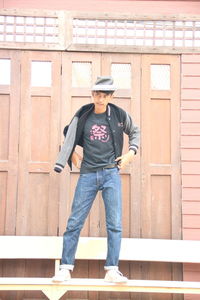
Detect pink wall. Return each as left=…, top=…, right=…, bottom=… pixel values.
left=181, top=54, right=200, bottom=300
left=181, top=54, right=200, bottom=241
left=1, top=0, right=200, bottom=15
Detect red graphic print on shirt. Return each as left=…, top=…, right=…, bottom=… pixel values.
left=90, top=124, right=110, bottom=143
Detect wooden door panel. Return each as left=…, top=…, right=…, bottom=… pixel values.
left=0, top=95, right=10, bottom=160
left=16, top=51, right=61, bottom=236
left=150, top=98, right=171, bottom=164
left=0, top=50, right=21, bottom=300
left=141, top=54, right=181, bottom=239
left=100, top=53, right=141, bottom=300
left=141, top=54, right=182, bottom=300
left=150, top=175, right=171, bottom=238
left=0, top=50, right=21, bottom=235
left=59, top=52, right=101, bottom=237
left=101, top=53, right=141, bottom=239
left=59, top=52, right=101, bottom=300
left=30, top=96, right=51, bottom=161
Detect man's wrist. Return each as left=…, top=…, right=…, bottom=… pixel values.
left=125, top=150, right=135, bottom=163
left=128, top=150, right=136, bottom=156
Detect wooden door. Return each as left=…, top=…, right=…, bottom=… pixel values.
left=100, top=53, right=142, bottom=300
left=59, top=52, right=101, bottom=237
left=101, top=53, right=141, bottom=239
left=0, top=50, right=21, bottom=298
left=59, top=52, right=101, bottom=300
left=141, top=54, right=181, bottom=238
left=140, top=54, right=182, bottom=300
left=0, top=50, right=21, bottom=236
left=16, top=51, right=61, bottom=236
left=4, top=51, right=62, bottom=300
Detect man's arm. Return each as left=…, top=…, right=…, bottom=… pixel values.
left=115, top=150, right=135, bottom=169
left=123, top=112, right=140, bottom=154
left=54, top=116, right=79, bottom=172
left=115, top=112, right=140, bottom=169
left=71, top=151, right=83, bottom=169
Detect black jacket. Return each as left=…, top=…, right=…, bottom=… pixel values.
left=54, top=103, right=140, bottom=172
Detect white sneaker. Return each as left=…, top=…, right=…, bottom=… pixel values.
left=52, top=269, right=71, bottom=282
left=104, top=270, right=128, bottom=283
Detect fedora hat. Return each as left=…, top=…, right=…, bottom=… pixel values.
left=92, top=76, right=116, bottom=91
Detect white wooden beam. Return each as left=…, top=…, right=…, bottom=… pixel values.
left=0, top=278, right=200, bottom=295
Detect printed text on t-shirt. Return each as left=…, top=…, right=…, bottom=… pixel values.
left=90, top=124, right=110, bottom=143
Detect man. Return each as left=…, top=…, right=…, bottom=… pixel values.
left=53, top=76, right=140, bottom=283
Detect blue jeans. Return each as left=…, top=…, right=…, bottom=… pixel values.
left=61, top=167, right=122, bottom=271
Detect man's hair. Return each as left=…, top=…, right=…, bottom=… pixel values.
left=93, top=90, right=114, bottom=96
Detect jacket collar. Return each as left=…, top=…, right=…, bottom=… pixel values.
left=76, top=103, right=112, bottom=118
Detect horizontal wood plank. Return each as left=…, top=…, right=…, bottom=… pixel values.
left=183, top=215, right=200, bottom=229
left=181, top=149, right=200, bottom=161
left=181, top=89, right=200, bottom=100
left=0, top=278, right=200, bottom=295
left=182, top=176, right=200, bottom=188
left=181, top=136, right=200, bottom=148
left=182, top=64, right=200, bottom=76
left=182, top=188, right=200, bottom=201
left=183, top=228, right=200, bottom=240
left=182, top=200, right=200, bottom=213
left=182, top=54, right=200, bottom=63
left=182, top=162, right=200, bottom=175
left=1, top=236, right=200, bottom=297
left=181, top=100, right=200, bottom=110
left=1, top=236, right=200, bottom=263
left=184, top=272, right=200, bottom=282
left=184, top=264, right=200, bottom=272
left=181, top=110, right=200, bottom=122
left=182, top=77, right=200, bottom=89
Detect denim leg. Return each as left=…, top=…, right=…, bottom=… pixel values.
left=102, top=168, right=122, bottom=268
left=61, top=173, right=98, bottom=268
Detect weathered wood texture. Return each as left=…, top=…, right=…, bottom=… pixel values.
left=1, top=0, right=200, bottom=15
left=0, top=51, right=182, bottom=300
left=181, top=54, right=200, bottom=300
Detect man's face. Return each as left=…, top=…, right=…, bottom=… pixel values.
left=92, top=91, right=114, bottom=114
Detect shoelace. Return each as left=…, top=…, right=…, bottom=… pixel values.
left=108, top=270, right=124, bottom=278
left=115, top=270, right=124, bottom=277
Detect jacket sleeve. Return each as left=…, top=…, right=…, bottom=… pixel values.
left=63, top=125, right=69, bottom=137
left=123, top=112, right=140, bottom=154
left=54, top=116, right=78, bottom=173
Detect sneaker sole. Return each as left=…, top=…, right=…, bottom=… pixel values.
left=52, top=277, right=70, bottom=282
left=104, top=279, right=128, bottom=283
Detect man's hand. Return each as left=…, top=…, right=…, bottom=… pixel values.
left=115, top=150, right=135, bottom=169
left=71, top=151, right=82, bottom=169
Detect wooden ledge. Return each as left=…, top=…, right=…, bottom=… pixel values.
left=1, top=236, right=200, bottom=263
left=0, top=278, right=200, bottom=294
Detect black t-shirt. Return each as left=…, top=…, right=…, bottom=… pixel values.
left=80, top=112, right=115, bottom=173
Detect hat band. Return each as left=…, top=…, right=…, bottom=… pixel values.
left=92, top=84, right=116, bottom=91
